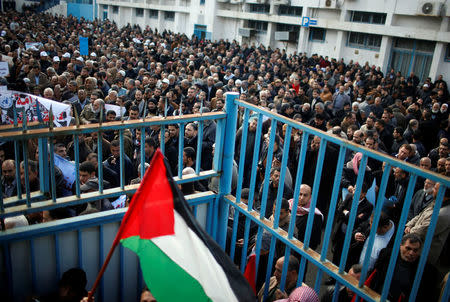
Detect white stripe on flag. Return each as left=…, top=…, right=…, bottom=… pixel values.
left=151, top=211, right=239, bottom=302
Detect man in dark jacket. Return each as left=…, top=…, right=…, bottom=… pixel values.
left=407, top=178, right=435, bottom=221
left=370, top=234, right=437, bottom=302
left=302, top=135, right=339, bottom=219
left=202, top=76, right=217, bottom=102
left=200, top=109, right=216, bottom=170
left=235, top=116, right=261, bottom=188
left=332, top=183, right=373, bottom=265
left=257, top=167, right=293, bottom=219
left=103, top=139, right=135, bottom=185
left=386, top=167, right=409, bottom=223
left=291, top=184, right=323, bottom=251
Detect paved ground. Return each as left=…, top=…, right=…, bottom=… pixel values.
left=302, top=230, right=334, bottom=297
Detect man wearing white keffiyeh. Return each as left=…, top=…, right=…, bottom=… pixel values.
left=288, top=184, right=323, bottom=250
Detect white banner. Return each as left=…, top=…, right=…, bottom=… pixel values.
left=25, top=42, right=43, bottom=50
left=105, top=103, right=126, bottom=117
left=0, top=90, right=72, bottom=127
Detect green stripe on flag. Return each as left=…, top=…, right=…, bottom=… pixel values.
left=121, top=236, right=212, bottom=301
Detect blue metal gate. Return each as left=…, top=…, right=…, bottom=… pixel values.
left=0, top=92, right=449, bottom=301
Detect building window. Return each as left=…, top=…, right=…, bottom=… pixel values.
left=445, top=44, right=450, bottom=62
left=135, top=8, right=144, bottom=17
left=348, top=32, right=382, bottom=50
left=278, top=5, right=302, bottom=16
left=248, top=4, right=270, bottom=13
left=103, top=5, right=108, bottom=10
left=248, top=20, right=268, bottom=32
left=165, top=11, right=175, bottom=21
left=275, top=23, right=299, bottom=32
left=350, top=11, right=386, bottom=24
left=112, top=6, right=118, bottom=14
left=200, top=0, right=205, bottom=4
left=67, top=0, right=92, bottom=3
left=149, top=9, right=158, bottom=19
left=309, top=28, right=326, bottom=42
left=275, top=24, right=300, bottom=42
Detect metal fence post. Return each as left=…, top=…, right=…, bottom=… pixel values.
left=38, top=138, right=50, bottom=194
left=216, top=92, right=239, bottom=249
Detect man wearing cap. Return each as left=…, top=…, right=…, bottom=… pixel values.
left=39, top=51, right=51, bottom=72
left=158, top=78, right=169, bottom=95
left=74, top=56, right=84, bottom=74
left=52, top=56, right=64, bottom=75
left=61, top=52, right=71, bottom=71
left=417, top=83, right=432, bottom=106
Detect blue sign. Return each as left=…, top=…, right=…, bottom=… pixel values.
left=301, top=17, right=317, bottom=27
left=79, top=36, right=89, bottom=56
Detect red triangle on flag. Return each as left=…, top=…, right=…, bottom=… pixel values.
left=118, top=149, right=175, bottom=241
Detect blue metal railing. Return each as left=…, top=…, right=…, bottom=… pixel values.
left=0, top=112, right=226, bottom=218
left=0, top=108, right=227, bottom=301
left=0, top=93, right=449, bottom=302
left=222, top=95, right=450, bottom=302
left=0, top=192, right=213, bottom=302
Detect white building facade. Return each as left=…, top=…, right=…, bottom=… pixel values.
left=96, top=0, right=450, bottom=82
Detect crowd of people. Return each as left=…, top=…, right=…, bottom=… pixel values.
left=0, top=8, right=449, bottom=302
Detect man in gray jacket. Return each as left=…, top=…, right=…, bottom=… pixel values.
left=405, top=182, right=450, bottom=266
left=407, top=178, right=435, bottom=221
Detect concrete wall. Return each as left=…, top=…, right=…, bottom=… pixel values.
left=309, top=28, right=339, bottom=59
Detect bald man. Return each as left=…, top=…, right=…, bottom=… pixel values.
left=290, top=184, right=323, bottom=250
left=2, top=159, right=17, bottom=197
left=415, top=157, right=432, bottom=192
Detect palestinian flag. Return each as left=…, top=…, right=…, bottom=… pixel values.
left=116, top=149, right=255, bottom=301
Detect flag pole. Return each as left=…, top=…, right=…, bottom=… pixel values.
left=86, top=235, right=121, bottom=301
left=87, top=150, right=163, bottom=301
